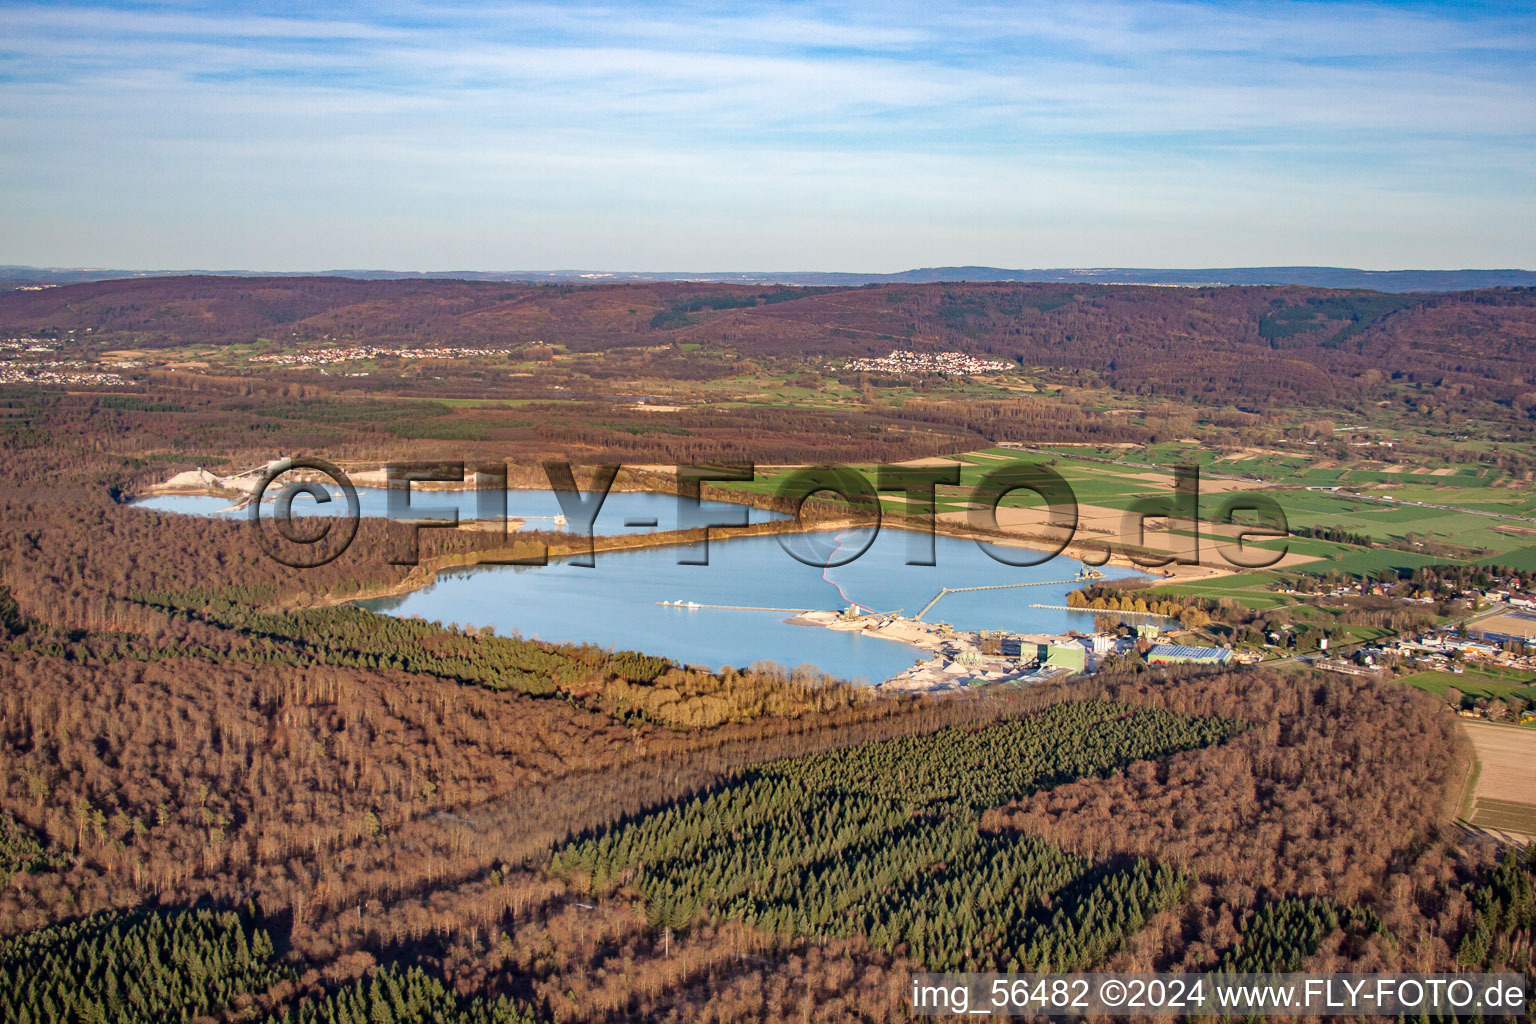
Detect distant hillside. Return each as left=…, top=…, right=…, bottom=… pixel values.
left=3, top=275, right=1534, bottom=414
left=4, top=265, right=1535, bottom=293
left=785, top=266, right=1536, bottom=291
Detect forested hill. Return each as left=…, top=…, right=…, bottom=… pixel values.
left=3, top=276, right=1533, bottom=411
left=5, top=266, right=1536, bottom=291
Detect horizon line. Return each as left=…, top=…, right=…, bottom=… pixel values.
left=5, top=263, right=1536, bottom=277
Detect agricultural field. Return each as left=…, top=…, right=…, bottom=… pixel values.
left=1459, top=720, right=1536, bottom=840
left=1283, top=546, right=1448, bottom=578
left=947, top=451, right=1528, bottom=563
left=1398, top=668, right=1536, bottom=705
left=1141, top=573, right=1296, bottom=611
left=1481, top=546, right=1536, bottom=572
left=714, top=441, right=1536, bottom=623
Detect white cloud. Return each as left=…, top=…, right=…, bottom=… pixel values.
left=0, top=0, right=1531, bottom=268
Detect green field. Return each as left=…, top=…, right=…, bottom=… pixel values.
left=1145, top=574, right=1294, bottom=610
left=716, top=449, right=1536, bottom=591
left=1397, top=669, right=1536, bottom=704
left=1481, top=546, right=1536, bottom=571
left=1285, top=547, right=1446, bottom=578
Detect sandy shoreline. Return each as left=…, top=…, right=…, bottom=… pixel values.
left=785, top=608, right=1082, bottom=692
left=138, top=462, right=679, bottom=496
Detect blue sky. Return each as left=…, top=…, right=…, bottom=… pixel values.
left=1, top=0, right=1532, bottom=270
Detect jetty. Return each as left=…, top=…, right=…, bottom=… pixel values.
left=914, top=576, right=1098, bottom=621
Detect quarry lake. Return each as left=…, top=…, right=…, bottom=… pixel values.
left=136, top=489, right=1144, bottom=683
left=361, top=529, right=1145, bottom=684
left=132, top=487, right=789, bottom=533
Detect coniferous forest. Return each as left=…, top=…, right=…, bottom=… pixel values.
left=0, top=907, right=290, bottom=1024
left=554, top=701, right=1237, bottom=971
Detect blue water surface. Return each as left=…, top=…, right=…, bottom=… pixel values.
left=362, top=527, right=1144, bottom=683
left=132, top=487, right=787, bottom=534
